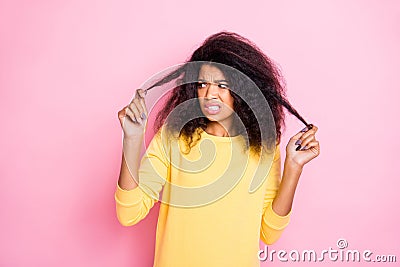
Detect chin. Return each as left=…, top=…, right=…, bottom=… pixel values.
left=201, top=108, right=233, bottom=123
left=206, top=117, right=218, bottom=122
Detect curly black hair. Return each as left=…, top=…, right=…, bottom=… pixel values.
left=148, top=31, right=310, bottom=156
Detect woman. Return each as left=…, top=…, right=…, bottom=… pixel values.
left=115, top=32, right=320, bottom=267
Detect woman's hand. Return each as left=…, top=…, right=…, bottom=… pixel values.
left=285, top=124, right=320, bottom=168
left=118, top=89, right=148, bottom=139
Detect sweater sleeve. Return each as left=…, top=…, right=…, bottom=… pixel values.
left=115, top=131, right=169, bottom=226
left=260, top=145, right=291, bottom=245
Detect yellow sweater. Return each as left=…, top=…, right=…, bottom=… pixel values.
left=115, top=128, right=291, bottom=267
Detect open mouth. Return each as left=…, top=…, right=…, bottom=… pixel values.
left=204, top=103, right=222, bottom=115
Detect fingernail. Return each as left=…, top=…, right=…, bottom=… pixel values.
left=296, top=145, right=301, bottom=151
left=301, top=127, right=308, bottom=132
left=295, top=139, right=302, bottom=145
left=300, top=145, right=309, bottom=151
left=141, top=112, right=146, bottom=119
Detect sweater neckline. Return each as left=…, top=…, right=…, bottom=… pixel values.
left=199, top=128, right=243, bottom=143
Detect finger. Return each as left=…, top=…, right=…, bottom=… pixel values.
left=301, top=140, right=320, bottom=155
left=300, top=124, right=318, bottom=133
left=131, top=98, right=144, bottom=115
left=290, top=124, right=318, bottom=148
left=118, top=107, right=127, bottom=120
left=128, top=106, right=142, bottom=124
left=125, top=107, right=138, bottom=123
left=136, top=89, right=146, bottom=99
left=127, top=104, right=142, bottom=124
left=298, top=134, right=316, bottom=150
left=300, top=140, right=319, bottom=150
left=136, top=95, right=148, bottom=119
left=301, top=123, right=318, bottom=133
left=297, top=126, right=318, bottom=143
left=133, top=89, right=147, bottom=119
left=290, top=131, right=304, bottom=142
left=292, top=124, right=313, bottom=142
left=290, top=132, right=306, bottom=152
left=118, top=107, right=128, bottom=127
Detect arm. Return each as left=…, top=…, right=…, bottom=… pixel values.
left=270, top=160, right=302, bottom=216
left=260, top=125, right=320, bottom=244
left=115, top=131, right=169, bottom=226
left=117, top=89, right=147, bottom=191
left=118, top=137, right=142, bottom=191
left=115, top=89, right=168, bottom=226
left=260, top=145, right=291, bottom=245
left=272, top=124, right=320, bottom=216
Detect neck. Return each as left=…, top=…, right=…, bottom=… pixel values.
left=205, top=121, right=237, bottom=137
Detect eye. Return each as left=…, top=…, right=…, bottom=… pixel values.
left=218, top=83, right=230, bottom=89
left=197, top=82, right=208, bottom=88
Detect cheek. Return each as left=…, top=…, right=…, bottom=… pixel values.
left=198, top=98, right=205, bottom=109
left=197, top=89, right=205, bottom=98
left=224, top=93, right=235, bottom=110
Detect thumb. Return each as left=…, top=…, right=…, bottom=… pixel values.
left=118, top=107, right=127, bottom=125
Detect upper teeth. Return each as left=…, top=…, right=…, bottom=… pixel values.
left=208, top=106, right=220, bottom=111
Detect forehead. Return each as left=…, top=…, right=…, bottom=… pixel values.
left=198, top=64, right=226, bottom=81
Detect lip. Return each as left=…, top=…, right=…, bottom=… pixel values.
left=204, top=102, right=222, bottom=109
left=204, top=102, right=222, bottom=115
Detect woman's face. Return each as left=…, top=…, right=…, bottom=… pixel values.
left=197, top=64, right=235, bottom=124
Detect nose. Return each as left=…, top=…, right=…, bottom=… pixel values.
left=205, top=83, right=219, bottom=99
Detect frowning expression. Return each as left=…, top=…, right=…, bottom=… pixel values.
left=197, top=64, right=235, bottom=123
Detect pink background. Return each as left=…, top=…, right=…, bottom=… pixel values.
left=1, top=0, right=399, bottom=266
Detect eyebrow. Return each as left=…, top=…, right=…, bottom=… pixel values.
left=197, top=79, right=230, bottom=83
